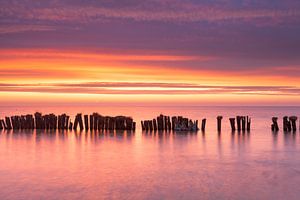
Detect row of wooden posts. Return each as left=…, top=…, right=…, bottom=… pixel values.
left=141, top=114, right=201, bottom=132
left=271, top=116, right=298, bottom=132
left=0, top=112, right=136, bottom=131
left=141, top=115, right=251, bottom=132
left=1, top=113, right=299, bottom=133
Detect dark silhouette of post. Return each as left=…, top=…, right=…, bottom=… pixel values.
left=271, top=117, right=279, bottom=132
left=84, top=115, right=89, bottom=131
left=289, top=116, right=297, bottom=132
left=229, top=118, right=235, bottom=132
left=246, top=116, right=251, bottom=131
left=236, top=116, right=241, bottom=132
left=283, top=116, right=291, bottom=132
left=201, top=118, right=206, bottom=132
left=217, top=116, right=223, bottom=132
left=153, top=119, right=157, bottom=131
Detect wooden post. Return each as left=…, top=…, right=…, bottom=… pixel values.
left=241, top=116, right=246, bottom=131
left=78, top=114, right=84, bottom=131
left=149, top=120, right=153, bottom=131
left=229, top=118, right=236, bottom=132
left=201, top=118, right=206, bottom=132
left=125, top=117, right=132, bottom=130
left=164, top=116, right=168, bottom=131
left=69, top=121, right=73, bottom=130
left=157, top=115, right=163, bottom=131
left=84, top=115, right=89, bottom=130
left=236, top=116, right=241, bottom=132
left=171, top=116, right=177, bottom=130
left=153, top=119, right=157, bottom=131
left=93, top=113, right=99, bottom=130
left=65, top=116, right=69, bottom=130
left=1, top=119, right=7, bottom=129
left=271, top=117, right=279, bottom=132
left=167, top=116, right=171, bottom=131
left=289, top=116, right=297, bottom=132
left=89, top=115, right=94, bottom=131
left=283, top=116, right=291, bottom=132
left=5, top=117, right=12, bottom=130
left=246, top=116, right=251, bottom=131
left=217, top=116, right=223, bottom=132
left=99, top=116, right=104, bottom=130
left=0, top=119, right=3, bottom=130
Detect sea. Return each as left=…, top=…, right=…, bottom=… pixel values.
left=0, top=105, right=299, bottom=200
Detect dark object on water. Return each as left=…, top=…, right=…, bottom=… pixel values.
left=289, top=116, right=297, bottom=132
left=217, top=116, right=223, bottom=132
left=201, top=118, right=206, bottom=132
left=142, top=114, right=199, bottom=132
left=283, top=116, right=292, bottom=132
left=229, top=118, right=236, bottom=132
left=0, top=112, right=135, bottom=132
left=271, top=117, right=279, bottom=132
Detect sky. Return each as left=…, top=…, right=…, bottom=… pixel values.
left=0, top=0, right=300, bottom=106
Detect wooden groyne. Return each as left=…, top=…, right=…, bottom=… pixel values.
left=0, top=112, right=136, bottom=131
left=272, top=116, right=298, bottom=132
left=141, top=114, right=201, bottom=132
left=229, top=116, right=251, bottom=132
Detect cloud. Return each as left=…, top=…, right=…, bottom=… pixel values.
left=1, top=1, right=299, bottom=24
left=0, top=25, right=56, bottom=34
left=0, top=82, right=299, bottom=96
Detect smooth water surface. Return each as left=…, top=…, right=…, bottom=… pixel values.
left=0, top=106, right=299, bottom=200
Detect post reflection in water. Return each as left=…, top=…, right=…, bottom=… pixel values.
left=0, top=106, right=300, bottom=199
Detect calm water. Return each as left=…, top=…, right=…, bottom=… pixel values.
left=0, top=106, right=300, bottom=200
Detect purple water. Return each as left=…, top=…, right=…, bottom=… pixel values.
left=0, top=106, right=299, bottom=200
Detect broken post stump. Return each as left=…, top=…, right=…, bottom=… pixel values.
left=283, top=116, right=292, bottom=132
left=217, top=116, right=223, bottom=132
left=84, top=115, right=89, bottom=131
left=271, top=117, right=279, bottom=132
left=246, top=116, right=251, bottom=131
left=201, top=118, right=206, bottom=132
left=289, top=116, right=298, bottom=132
left=229, top=118, right=236, bottom=132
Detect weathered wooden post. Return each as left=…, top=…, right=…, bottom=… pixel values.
left=69, top=121, right=73, bottom=130
left=201, top=118, right=206, bottom=132
left=271, top=117, right=279, bottom=132
left=167, top=116, right=171, bottom=131
left=5, top=117, right=12, bottom=130
left=73, top=115, right=78, bottom=130
left=236, top=116, right=241, bottom=132
left=217, top=116, right=223, bottom=132
left=78, top=114, right=84, bottom=131
left=157, top=115, right=163, bottom=131
left=246, top=116, right=251, bottom=131
left=89, top=114, right=94, bottom=131
left=229, top=118, right=236, bottom=132
left=283, top=116, right=291, bottom=132
left=163, top=116, right=167, bottom=131
left=65, top=116, right=69, bottom=130
left=171, top=116, right=176, bottom=130
left=84, top=115, right=89, bottom=131
left=0, top=119, right=3, bottom=130
left=125, top=117, right=133, bottom=131
left=93, top=113, right=99, bottom=130
left=289, top=116, right=297, bottom=132
left=153, top=119, right=157, bottom=131
left=1, top=119, right=6, bottom=129
left=149, top=120, right=153, bottom=131
left=98, top=116, right=104, bottom=130
left=241, top=116, right=246, bottom=131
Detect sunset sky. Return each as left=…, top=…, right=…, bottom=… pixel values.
left=1, top=0, right=300, bottom=105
